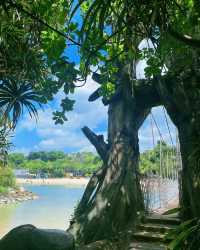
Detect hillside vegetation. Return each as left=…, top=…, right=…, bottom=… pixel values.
left=8, top=151, right=102, bottom=177
left=0, top=167, right=16, bottom=193
left=8, top=141, right=175, bottom=178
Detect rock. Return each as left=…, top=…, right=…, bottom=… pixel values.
left=18, top=186, right=25, bottom=192
left=0, top=188, right=38, bottom=204
left=78, top=240, right=120, bottom=250
left=0, top=224, right=75, bottom=250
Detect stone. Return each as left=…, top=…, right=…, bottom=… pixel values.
left=78, top=240, right=120, bottom=250
left=0, top=224, right=75, bottom=250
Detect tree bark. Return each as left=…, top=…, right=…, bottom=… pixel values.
left=82, top=126, right=109, bottom=163
left=69, top=72, right=149, bottom=244
left=69, top=63, right=200, bottom=244
left=156, top=74, right=200, bottom=218
left=178, top=122, right=200, bottom=218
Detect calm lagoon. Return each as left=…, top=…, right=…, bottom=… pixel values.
left=0, top=184, right=85, bottom=238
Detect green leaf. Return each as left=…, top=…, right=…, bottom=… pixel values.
left=168, top=225, right=197, bottom=250
left=163, top=207, right=181, bottom=215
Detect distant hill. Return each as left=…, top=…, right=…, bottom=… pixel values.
left=8, top=151, right=102, bottom=177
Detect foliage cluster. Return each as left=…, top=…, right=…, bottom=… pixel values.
left=166, top=218, right=200, bottom=250
left=0, top=166, right=16, bottom=193
left=8, top=142, right=175, bottom=178
left=139, top=141, right=176, bottom=177
left=9, top=151, right=102, bottom=177
left=0, top=0, right=79, bottom=124
left=68, top=0, right=200, bottom=81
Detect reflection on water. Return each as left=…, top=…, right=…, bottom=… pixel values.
left=0, top=204, right=18, bottom=237
left=0, top=185, right=84, bottom=238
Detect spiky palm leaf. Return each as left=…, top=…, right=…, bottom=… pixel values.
left=0, top=79, right=42, bottom=128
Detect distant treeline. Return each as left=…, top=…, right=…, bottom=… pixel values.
left=8, top=141, right=176, bottom=179
left=139, top=141, right=177, bottom=178
left=8, top=151, right=102, bottom=177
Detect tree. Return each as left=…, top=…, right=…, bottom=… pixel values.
left=67, top=0, right=200, bottom=222
left=9, top=151, right=101, bottom=177
left=0, top=0, right=79, bottom=124
left=1, top=0, right=200, bottom=246
left=68, top=65, right=163, bottom=243
left=0, top=79, right=42, bottom=127
left=139, top=141, right=175, bottom=176
left=27, top=151, right=66, bottom=162
left=8, top=153, right=25, bottom=168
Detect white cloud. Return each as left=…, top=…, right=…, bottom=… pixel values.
left=16, top=76, right=108, bottom=153
left=15, top=71, right=177, bottom=154
left=139, top=106, right=177, bottom=152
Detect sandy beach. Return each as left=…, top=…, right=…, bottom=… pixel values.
left=16, top=177, right=89, bottom=186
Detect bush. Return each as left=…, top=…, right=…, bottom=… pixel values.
left=166, top=218, right=200, bottom=250
left=0, top=167, right=16, bottom=189
left=0, top=185, right=8, bottom=194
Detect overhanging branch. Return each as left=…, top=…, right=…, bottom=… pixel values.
left=134, top=79, right=161, bottom=109
left=82, top=126, right=109, bottom=162
left=6, top=0, right=81, bottom=47
left=168, top=27, right=200, bottom=49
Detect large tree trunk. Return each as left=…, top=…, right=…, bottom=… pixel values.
left=178, top=122, right=200, bottom=218
left=69, top=75, right=149, bottom=244
left=157, top=74, right=200, bottom=218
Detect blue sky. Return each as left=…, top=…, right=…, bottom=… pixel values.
left=11, top=38, right=177, bottom=154
left=12, top=68, right=177, bottom=154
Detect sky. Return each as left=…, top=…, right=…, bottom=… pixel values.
left=12, top=60, right=177, bottom=155
left=11, top=26, right=177, bottom=155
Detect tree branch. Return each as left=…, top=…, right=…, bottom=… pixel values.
left=7, top=0, right=81, bottom=47
left=168, top=27, right=200, bottom=49
left=91, top=72, right=162, bottom=107
left=92, top=72, right=105, bottom=85
left=134, top=79, right=161, bottom=109
left=88, top=88, right=101, bottom=102
left=76, top=165, right=107, bottom=214
left=82, top=126, right=108, bottom=162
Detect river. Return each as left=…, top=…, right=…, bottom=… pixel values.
left=0, top=184, right=85, bottom=238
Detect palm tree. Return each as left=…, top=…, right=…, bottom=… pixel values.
left=0, top=79, right=42, bottom=128
left=0, top=127, right=12, bottom=166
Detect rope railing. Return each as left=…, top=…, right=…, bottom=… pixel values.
left=140, top=106, right=182, bottom=212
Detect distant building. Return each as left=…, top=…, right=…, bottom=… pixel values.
left=14, top=169, right=30, bottom=178
left=65, top=169, right=85, bottom=177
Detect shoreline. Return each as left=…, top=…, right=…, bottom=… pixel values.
left=0, top=177, right=89, bottom=205
left=16, top=177, right=90, bottom=186
left=0, top=187, right=38, bottom=205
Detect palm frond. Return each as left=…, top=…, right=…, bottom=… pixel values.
left=0, top=79, right=42, bottom=128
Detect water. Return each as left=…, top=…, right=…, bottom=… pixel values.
left=0, top=181, right=179, bottom=238
left=0, top=185, right=85, bottom=238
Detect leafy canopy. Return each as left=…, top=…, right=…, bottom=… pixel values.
left=68, top=0, right=200, bottom=81
left=0, top=0, right=80, bottom=124
left=1, top=0, right=200, bottom=125
left=9, top=151, right=102, bottom=177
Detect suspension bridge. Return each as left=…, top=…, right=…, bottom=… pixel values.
left=139, top=106, right=182, bottom=213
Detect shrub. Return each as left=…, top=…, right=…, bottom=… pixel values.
left=166, top=218, right=200, bottom=250
left=0, top=167, right=16, bottom=189
left=0, top=185, right=8, bottom=194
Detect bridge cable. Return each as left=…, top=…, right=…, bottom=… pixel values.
left=150, top=111, right=165, bottom=143
left=162, top=107, right=174, bottom=147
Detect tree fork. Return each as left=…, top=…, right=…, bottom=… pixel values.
left=75, top=165, right=107, bottom=216
left=82, top=126, right=109, bottom=163
left=69, top=71, right=151, bottom=243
